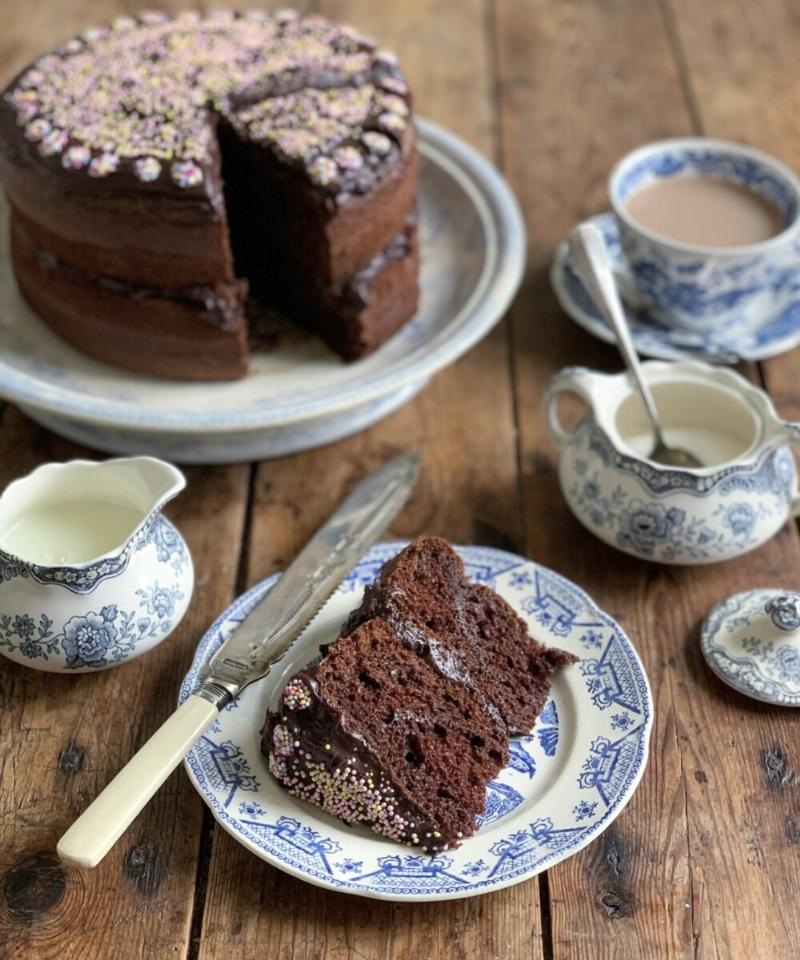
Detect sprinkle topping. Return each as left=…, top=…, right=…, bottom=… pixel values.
left=61, top=144, right=90, bottom=169
left=88, top=152, right=119, bottom=177
left=362, top=131, right=392, bottom=156
left=334, top=145, right=364, bottom=172
left=134, top=156, right=161, bottom=182
left=309, top=156, right=338, bottom=187
left=171, top=159, right=203, bottom=187
left=24, top=119, right=50, bottom=142
left=4, top=10, right=412, bottom=191
left=38, top=129, right=67, bottom=156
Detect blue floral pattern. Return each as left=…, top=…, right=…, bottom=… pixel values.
left=0, top=513, right=187, bottom=594
left=561, top=418, right=794, bottom=563
left=181, top=543, right=652, bottom=899
left=613, top=146, right=797, bottom=330
left=0, top=580, right=184, bottom=669
left=553, top=213, right=800, bottom=363
left=702, top=589, right=800, bottom=706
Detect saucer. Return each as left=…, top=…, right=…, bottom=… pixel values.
left=180, top=542, right=653, bottom=901
left=701, top=589, right=800, bottom=705
left=551, top=213, right=800, bottom=364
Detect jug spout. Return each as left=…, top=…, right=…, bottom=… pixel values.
left=119, top=456, right=187, bottom=517
left=0, top=457, right=186, bottom=569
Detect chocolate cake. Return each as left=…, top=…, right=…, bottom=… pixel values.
left=264, top=538, right=576, bottom=851
left=0, top=10, right=418, bottom=380
left=265, top=619, right=508, bottom=853
left=343, top=537, right=578, bottom=735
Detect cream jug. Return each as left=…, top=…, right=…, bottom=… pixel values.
left=546, top=361, right=800, bottom=564
left=0, top=457, right=193, bottom=671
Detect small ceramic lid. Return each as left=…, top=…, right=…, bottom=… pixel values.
left=701, top=589, right=800, bottom=705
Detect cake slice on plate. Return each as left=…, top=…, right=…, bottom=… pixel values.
left=343, top=537, right=577, bottom=734
left=263, top=538, right=576, bottom=850
left=264, top=618, right=508, bottom=853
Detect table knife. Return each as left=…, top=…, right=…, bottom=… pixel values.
left=57, top=451, right=419, bottom=869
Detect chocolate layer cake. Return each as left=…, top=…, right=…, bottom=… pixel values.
left=264, top=538, right=576, bottom=851
left=0, top=10, right=418, bottom=380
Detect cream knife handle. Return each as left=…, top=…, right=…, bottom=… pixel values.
left=57, top=695, right=218, bottom=869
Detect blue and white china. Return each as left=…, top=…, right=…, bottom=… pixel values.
left=180, top=542, right=653, bottom=902
left=546, top=361, right=800, bottom=565
left=701, top=589, right=800, bottom=705
left=0, top=119, right=525, bottom=464
left=551, top=213, right=800, bottom=363
left=0, top=457, right=193, bottom=672
left=610, top=138, right=800, bottom=336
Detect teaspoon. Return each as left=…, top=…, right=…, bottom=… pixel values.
left=569, top=223, right=703, bottom=469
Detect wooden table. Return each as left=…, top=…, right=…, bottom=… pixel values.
left=2, top=2, right=800, bottom=957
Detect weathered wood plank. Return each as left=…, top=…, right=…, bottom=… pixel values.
left=194, top=2, right=535, bottom=958
left=0, top=411, right=250, bottom=960
left=0, top=7, right=250, bottom=957
left=496, top=1, right=800, bottom=957
left=494, top=0, right=696, bottom=957
left=658, top=2, right=800, bottom=956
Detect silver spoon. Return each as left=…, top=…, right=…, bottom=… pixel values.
left=569, top=223, right=703, bottom=469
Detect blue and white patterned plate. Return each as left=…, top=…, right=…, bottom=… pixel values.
left=180, top=543, right=653, bottom=901
left=0, top=119, right=525, bottom=463
left=551, top=213, right=800, bottom=363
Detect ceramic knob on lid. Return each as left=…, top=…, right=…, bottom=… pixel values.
left=701, top=589, right=800, bottom=705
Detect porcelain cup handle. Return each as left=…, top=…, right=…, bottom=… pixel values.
left=545, top=367, right=600, bottom=448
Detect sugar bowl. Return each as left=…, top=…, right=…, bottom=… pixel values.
left=545, top=360, right=800, bottom=564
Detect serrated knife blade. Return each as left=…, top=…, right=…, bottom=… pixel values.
left=57, top=451, right=419, bottom=869
left=200, top=449, right=420, bottom=698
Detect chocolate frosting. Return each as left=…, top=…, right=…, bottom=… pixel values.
left=263, top=668, right=450, bottom=853
left=0, top=10, right=412, bottom=206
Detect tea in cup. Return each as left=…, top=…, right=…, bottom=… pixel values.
left=609, top=138, right=800, bottom=334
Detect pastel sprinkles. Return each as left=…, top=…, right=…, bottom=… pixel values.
left=3, top=9, right=411, bottom=192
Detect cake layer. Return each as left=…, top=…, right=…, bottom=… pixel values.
left=344, top=538, right=578, bottom=735
left=275, top=219, right=419, bottom=360
left=11, top=214, right=418, bottom=380
left=264, top=618, right=508, bottom=852
left=10, top=215, right=247, bottom=380
left=0, top=11, right=419, bottom=378
left=266, top=539, right=577, bottom=853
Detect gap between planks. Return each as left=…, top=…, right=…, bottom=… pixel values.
left=185, top=461, right=259, bottom=960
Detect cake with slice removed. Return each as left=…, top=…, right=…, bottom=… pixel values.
left=263, top=538, right=576, bottom=851
left=0, top=9, right=418, bottom=380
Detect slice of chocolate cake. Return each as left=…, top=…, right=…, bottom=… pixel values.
left=343, top=538, right=577, bottom=735
left=264, top=618, right=508, bottom=852
left=264, top=538, right=576, bottom=852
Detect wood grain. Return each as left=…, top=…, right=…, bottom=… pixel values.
left=495, top=0, right=800, bottom=957
left=660, top=2, right=800, bottom=956
left=0, top=8, right=250, bottom=959
left=193, top=2, right=536, bottom=958
left=2, top=1, right=800, bottom=957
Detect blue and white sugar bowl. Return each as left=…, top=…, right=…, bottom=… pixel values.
left=545, top=360, right=800, bottom=564
left=0, top=457, right=194, bottom=672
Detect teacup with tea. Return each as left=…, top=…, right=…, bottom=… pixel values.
left=609, top=138, right=800, bottom=333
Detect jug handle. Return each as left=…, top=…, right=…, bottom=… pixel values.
left=545, top=367, right=602, bottom=448
left=781, top=421, right=800, bottom=517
